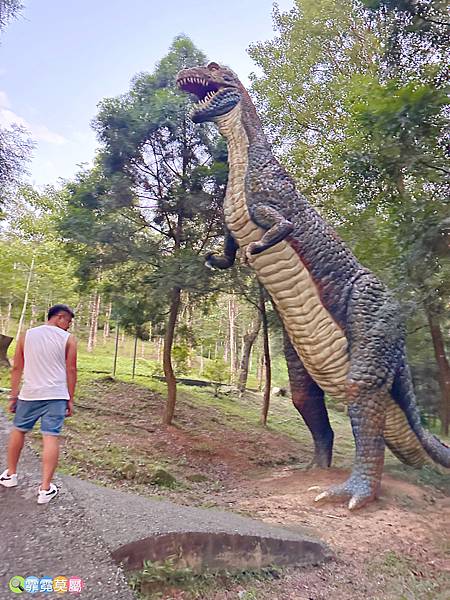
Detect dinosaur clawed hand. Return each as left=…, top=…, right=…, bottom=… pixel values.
left=244, top=242, right=263, bottom=264
left=205, top=253, right=233, bottom=270
left=314, top=474, right=379, bottom=510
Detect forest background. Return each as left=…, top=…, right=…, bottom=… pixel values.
left=0, top=0, right=448, bottom=432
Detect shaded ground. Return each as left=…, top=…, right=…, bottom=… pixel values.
left=2, top=377, right=449, bottom=599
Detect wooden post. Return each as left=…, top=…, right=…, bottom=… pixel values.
left=132, top=330, right=138, bottom=379
left=16, top=252, right=35, bottom=340
left=259, top=285, right=271, bottom=426
left=113, top=322, right=119, bottom=377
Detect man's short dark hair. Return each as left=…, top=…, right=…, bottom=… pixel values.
left=47, top=304, right=75, bottom=321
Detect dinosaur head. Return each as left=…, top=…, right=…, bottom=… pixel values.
left=176, top=62, right=242, bottom=123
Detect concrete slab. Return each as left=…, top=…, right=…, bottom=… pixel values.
left=67, top=476, right=331, bottom=571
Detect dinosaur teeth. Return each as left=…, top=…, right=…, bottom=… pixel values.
left=196, top=91, right=217, bottom=107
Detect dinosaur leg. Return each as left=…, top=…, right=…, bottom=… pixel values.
left=284, top=331, right=334, bottom=468
left=315, top=381, right=388, bottom=509
left=316, top=274, right=401, bottom=510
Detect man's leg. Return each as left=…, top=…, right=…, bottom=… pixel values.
left=41, top=435, right=60, bottom=490
left=40, top=399, right=67, bottom=490
left=6, top=399, right=40, bottom=476
left=7, top=429, right=26, bottom=475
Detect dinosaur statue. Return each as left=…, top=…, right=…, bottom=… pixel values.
left=176, top=62, right=450, bottom=510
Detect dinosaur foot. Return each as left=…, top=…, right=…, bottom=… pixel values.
left=314, top=475, right=379, bottom=510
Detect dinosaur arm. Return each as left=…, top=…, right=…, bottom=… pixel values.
left=247, top=205, right=294, bottom=256
left=205, top=228, right=238, bottom=270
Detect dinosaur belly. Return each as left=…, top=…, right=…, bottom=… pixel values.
left=224, top=190, right=350, bottom=399
left=218, top=106, right=350, bottom=400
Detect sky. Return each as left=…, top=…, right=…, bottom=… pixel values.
left=0, top=0, right=293, bottom=188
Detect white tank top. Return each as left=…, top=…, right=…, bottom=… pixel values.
left=19, top=325, right=71, bottom=401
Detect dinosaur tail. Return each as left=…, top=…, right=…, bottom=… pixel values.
left=385, top=358, right=450, bottom=468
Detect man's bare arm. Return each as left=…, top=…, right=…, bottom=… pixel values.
left=65, top=335, right=77, bottom=417
left=9, top=334, right=25, bottom=412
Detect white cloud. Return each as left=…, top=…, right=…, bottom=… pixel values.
left=0, top=90, right=66, bottom=145
left=0, top=91, right=10, bottom=107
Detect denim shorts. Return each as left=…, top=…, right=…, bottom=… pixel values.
left=13, top=399, right=67, bottom=436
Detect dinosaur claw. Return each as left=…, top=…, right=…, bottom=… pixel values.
left=314, top=476, right=378, bottom=510
left=348, top=496, right=359, bottom=511
left=314, top=491, right=331, bottom=503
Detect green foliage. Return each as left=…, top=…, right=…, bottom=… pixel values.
left=59, top=35, right=229, bottom=333
left=0, top=126, right=32, bottom=214
left=0, top=0, right=22, bottom=32
left=204, top=358, right=229, bottom=396
left=172, top=344, right=191, bottom=376
left=249, top=0, right=449, bottom=419
left=0, top=186, right=78, bottom=330
left=204, top=358, right=228, bottom=385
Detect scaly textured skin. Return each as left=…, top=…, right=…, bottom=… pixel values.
left=176, top=63, right=450, bottom=510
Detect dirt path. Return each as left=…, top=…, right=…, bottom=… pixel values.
left=212, top=467, right=450, bottom=599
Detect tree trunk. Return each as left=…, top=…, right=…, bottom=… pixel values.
left=5, top=302, right=12, bottom=336
left=238, top=311, right=262, bottom=394
left=29, top=301, right=38, bottom=329
left=0, top=334, right=12, bottom=367
left=157, top=337, right=163, bottom=364
left=199, top=343, right=204, bottom=374
left=16, top=252, right=35, bottom=340
left=72, top=301, right=82, bottom=335
left=259, top=286, right=272, bottom=426
left=162, top=286, right=181, bottom=425
left=227, top=296, right=238, bottom=381
left=132, top=331, right=138, bottom=379
left=426, top=308, right=450, bottom=435
left=103, top=301, right=112, bottom=342
left=87, top=290, right=101, bottom=352
left=257, top=349, right=264, bottom=392
left=113, top=322, right=119, bottom=377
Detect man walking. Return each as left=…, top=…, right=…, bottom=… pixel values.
left=0, top=304, right=77, bottom=504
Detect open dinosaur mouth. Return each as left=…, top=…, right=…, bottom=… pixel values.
left=177, top=76, right=222, bottom=104
left=177, top=75, right=241, bottom=123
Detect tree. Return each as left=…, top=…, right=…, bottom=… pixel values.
left=0, top=0, right=22, bottom=33
left=249, top=0, right=449, bottom=428
left=59, top=36, right=228, bottom=425
left=0, top=186, right=79, bottom=343
left=0, top=2, right=32, bottom=214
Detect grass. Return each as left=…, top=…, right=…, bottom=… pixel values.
left=367, top=550, right=450, bottom=600
left=1, top=334, right=449, bottom=496
left=1, top=333, right=449, bottom=496
left=127, top=556, right=282, bottom=600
